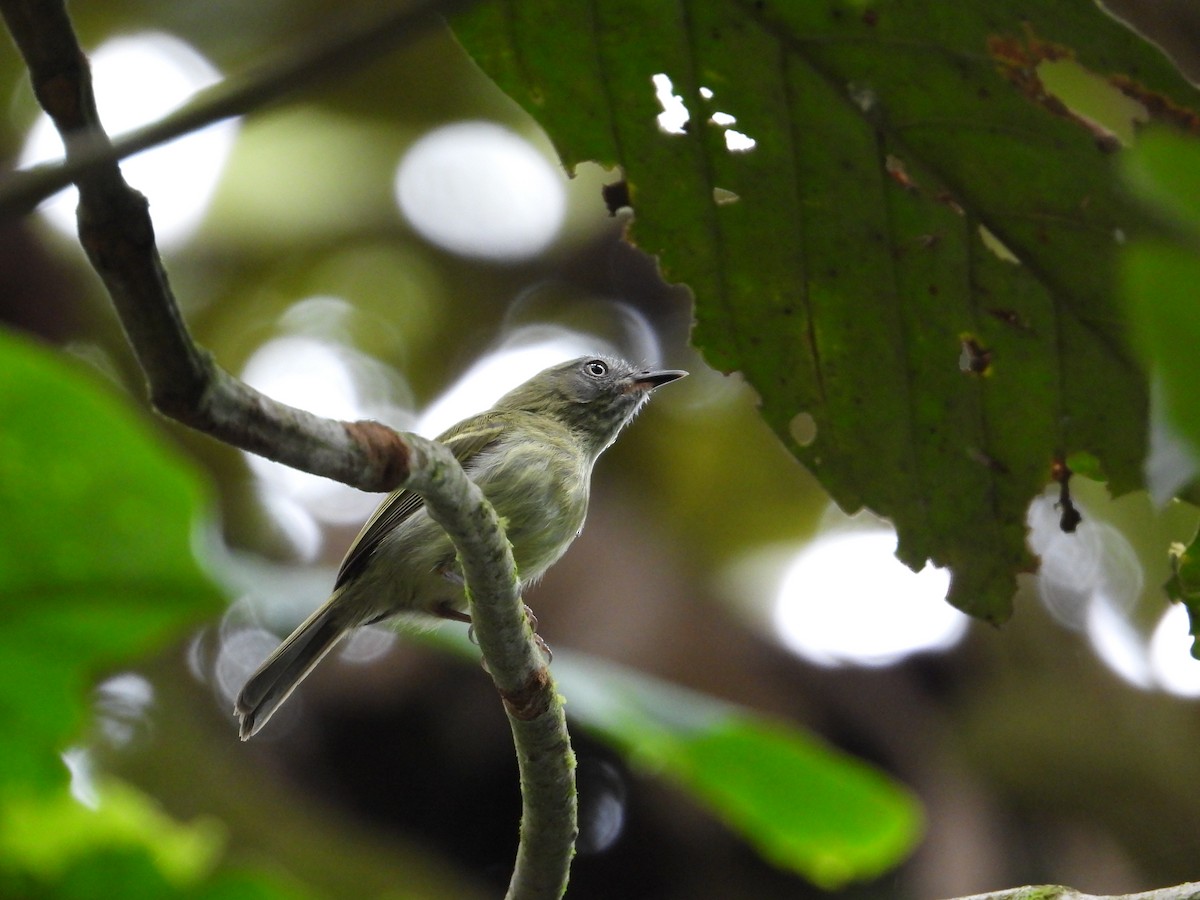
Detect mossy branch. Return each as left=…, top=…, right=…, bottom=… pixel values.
left=949, top=882, right=1200, bottom=900
left=409, top=437, right=577, bottom=899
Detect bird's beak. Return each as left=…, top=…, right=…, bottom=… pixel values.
left=630, top=368, right=688, bottom=392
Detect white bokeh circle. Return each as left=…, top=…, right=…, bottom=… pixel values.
left=19, top=32, right=237, bottom=248
left=394, top=121, right=566, bottom=261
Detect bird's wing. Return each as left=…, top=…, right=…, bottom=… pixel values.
left=334, top=415, right=507, bottom=589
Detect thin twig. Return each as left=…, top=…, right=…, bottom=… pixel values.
left=0, top=0, right=472, bottom=218
left=0, top=2, right=577, bottom=897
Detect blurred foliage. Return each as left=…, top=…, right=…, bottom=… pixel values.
left=1123, top=131, right=1200, bottom=466
left=425, top=631, right=923, bottom=888
left=0, top=329, right=221, bottom=796
left=0, top=325, right=916, bottom=892
left=2, top=780, right=224, bottom=886
left=553, top=651, right=922, bottom=888
left=0, top=329, right=302, bottom=896
left=453, top=0, right=1200, bottom=623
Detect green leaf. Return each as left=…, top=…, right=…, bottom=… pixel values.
left=1122, top=130, right=1200, bottom=472
left=453, top=0, right=1200, bottom=621
left=1165, top=537, right=1200, bottom=660
left=1, top=846, right=303, bottom=900
left=555, top=653, right=922, bottom=888
left=0, top=328, right=223, bottom=795
left=1121, top=129, right=1200, bottom=652
left=0, top=780, right=224, bottom=885
left=422, top=628, right=921, bottom=885
left=0, top=778, right=308, bottom=900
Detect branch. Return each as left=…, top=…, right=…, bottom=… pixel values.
left=949, top=883, right=1200, bottom=900
left=410, top=436, right=577, bottom=900
left=0, top=0, right=455, bottom=491
left=1, top=3, right=577, bottom=898
left=0, top=0, right=472, bottom=218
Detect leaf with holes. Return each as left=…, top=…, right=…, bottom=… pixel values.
left=453, top=0, right=1200, bottom=620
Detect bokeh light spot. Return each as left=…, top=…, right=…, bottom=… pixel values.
left=240, top=333, right=413, bottom=531
left=394, top=121, right=565, bottom=261
left=19, top=32, right=237, bottom=248
left=771, top=528, right=964, bottom=667
left=339, top=625, right=397, bottom=665
left=61, top=747, right=99, bottom=809
left=1150, top=604, right=1200, bottom=697
left=94, top=673, right=155, bottom=750
left=1027, top=491, right=1156, bottom=688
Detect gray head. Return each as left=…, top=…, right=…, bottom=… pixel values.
left=495, top=355, right=687, bottom=455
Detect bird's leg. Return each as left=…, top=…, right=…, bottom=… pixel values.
left=434, top=601, right=472, bottom=624
left=433, top=563, right=471, bottom=623
left=435, top=557, right=552, bottom=662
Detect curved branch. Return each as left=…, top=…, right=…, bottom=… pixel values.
left=0, top=0, right=456, bottom=491
left=408, top=436, right=577, bottom=900
left=1, top=3, right=577, bottom=897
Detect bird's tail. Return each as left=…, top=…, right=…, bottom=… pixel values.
left=235, top=595, right=349, bottom=740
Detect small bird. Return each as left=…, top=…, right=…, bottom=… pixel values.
left=235, top=355, right=686, bottom=739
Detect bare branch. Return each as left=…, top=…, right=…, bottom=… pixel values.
left=0, top=0, right=471, bottom=217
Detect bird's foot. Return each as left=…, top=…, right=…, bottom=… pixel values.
left=461, top=603, right=552, bottom=663
left=523, top=604, right=552, bottom=663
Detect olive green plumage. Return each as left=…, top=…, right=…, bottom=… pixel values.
left=235, top=355, right=686, bottom=738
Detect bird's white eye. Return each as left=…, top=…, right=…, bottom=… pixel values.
left=584, top=360, right=608, bottom=378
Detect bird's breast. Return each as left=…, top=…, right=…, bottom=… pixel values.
left=473, top=434, right=591, bottom=583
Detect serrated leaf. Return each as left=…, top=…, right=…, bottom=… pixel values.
left=0, top=328, right=223, bottom=794
left=453, top=0, right=1200, bottom=620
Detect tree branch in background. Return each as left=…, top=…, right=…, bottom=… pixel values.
left=951, top=882, right=1200, bottom=900
left=0, top=2, right=576, bottom=897
left=0, top=0, right=472, bottom=218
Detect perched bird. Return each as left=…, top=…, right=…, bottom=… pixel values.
left=236, top=355, right=686, bottom=739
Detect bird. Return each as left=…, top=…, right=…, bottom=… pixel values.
left=235, top=355, right=686, bottom=739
